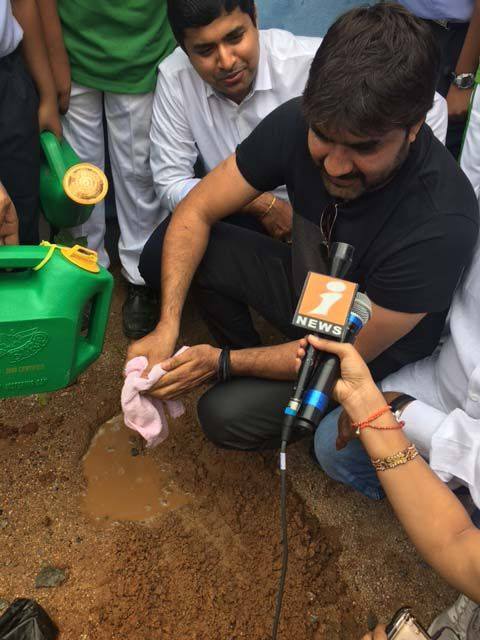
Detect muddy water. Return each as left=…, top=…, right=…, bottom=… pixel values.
left=82, top=414, right=190, bottom=522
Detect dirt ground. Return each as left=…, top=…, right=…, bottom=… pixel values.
left=0, top=277, right=455, bottom=639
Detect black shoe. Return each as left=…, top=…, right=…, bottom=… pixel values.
left=122, top=284, right=159, bottom=339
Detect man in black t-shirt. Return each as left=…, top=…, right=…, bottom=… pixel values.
left=127, top=3, right=478, bottom=452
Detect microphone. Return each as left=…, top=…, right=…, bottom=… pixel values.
left=280, top=242, right=354, bottom=444
left=294, top=292, right=372, bottom=434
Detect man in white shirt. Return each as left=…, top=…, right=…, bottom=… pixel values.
left=139, top=0, right=448, bottom=291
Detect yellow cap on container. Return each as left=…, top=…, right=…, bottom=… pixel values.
left=63, top=163, right=108, bottom=206
left=61, top=245, right=100, bottom=273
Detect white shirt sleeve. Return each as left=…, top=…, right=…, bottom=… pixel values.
left=401, top=400, right=480, bottom=508
left=425, top=92, right=448, bottom=145
left=150, top=68, right=201, bottom=212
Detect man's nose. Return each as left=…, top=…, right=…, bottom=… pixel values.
left=218, top=44, right=236, bottom=71
left=323, top=146, right=354, bottom=177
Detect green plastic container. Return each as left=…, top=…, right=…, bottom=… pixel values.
left=0, top=244, right=114, bottom=398
left=39, top=132, right=107, bottom=229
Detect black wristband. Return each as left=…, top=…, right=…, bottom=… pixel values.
left=217, top=348, right=231, bottom=383
left=390, top=394, right=416, bottom=416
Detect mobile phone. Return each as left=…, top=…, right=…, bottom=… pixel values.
left=386, top=607, right=431, bottom=639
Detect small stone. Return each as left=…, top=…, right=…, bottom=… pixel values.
left=0, top=519, right=8, bottom=530
left=35, top=566, right=67, bottom=588
left=309, top=614, right=319, bottom=626
left=0, top=599, right=10, bottom=615
left=307, top=591, right=316, bottom=603
left=130, top=447, right=140, bottom=457
left=20, top=422, right=39, bottom=435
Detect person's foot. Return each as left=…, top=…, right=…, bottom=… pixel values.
left=428, top=594, right=480, bottom=639
left=122, top=284, right=159, bottom=339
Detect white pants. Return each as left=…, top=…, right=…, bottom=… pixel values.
left=62, top=83, right=162, bottom=285
left=461, top=84, right=480, bottom=202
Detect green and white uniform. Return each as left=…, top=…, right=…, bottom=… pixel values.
left=58, top=0, right=175, bottom=94
left=58, top=0, right=176, bottom=284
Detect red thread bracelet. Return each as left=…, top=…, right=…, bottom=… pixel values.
left=357, top=420, right=405, bottom=432
left=352, top=405, right=392, bottom=430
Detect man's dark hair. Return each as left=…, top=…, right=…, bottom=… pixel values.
left=167, top=0, right=256, bottom=49
left=303, top=2, right=440, bottom=137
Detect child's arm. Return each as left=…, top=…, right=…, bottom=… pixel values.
left=36, top=0, right=71, bottom=114
left=11, top=0, right=62, bottom=137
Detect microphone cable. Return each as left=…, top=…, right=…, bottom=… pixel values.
left=271, top=439, right=288, bottom=640
left=271, top=293, right=372, bottom=639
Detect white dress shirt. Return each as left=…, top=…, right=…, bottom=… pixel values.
left=399, top=0, right=473, bottom=22
left=382, top=243, right=480, bottom=507
left=150, top=29, right=321, bottom=216
left=150, top=28, right=448, bottom=218
left=0, top=0, right=22, bottom=58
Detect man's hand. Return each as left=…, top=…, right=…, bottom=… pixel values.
left=260, top=197, right=293, bottom=240
left=361, top=625, right=387, bottom=640
left=38, top=96, right=62, bottom=138
left=336, top=408, right=355, bottom=451
left=447, top=84, right=473, bottom=121
left=0, top=184, right=19, bottom=245
left=148, top=344, right=221, bottom=400
left=126, top=322, right=178, bottom=374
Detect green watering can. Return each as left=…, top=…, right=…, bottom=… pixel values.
left=0, top=243, right=113, bottom=398
left=39, top=132, right=108, bottom=229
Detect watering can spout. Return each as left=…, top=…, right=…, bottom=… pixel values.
left=39, top=132, right=108, bottom=229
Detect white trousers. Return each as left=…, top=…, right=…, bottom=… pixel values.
left=62, top=82, right=162, bottom=285
left=461, top=84, right=480, bottom=202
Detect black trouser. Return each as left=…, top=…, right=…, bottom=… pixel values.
left=426, top=20, right=470, bottom=159
left=0, top=48, right=40, bottom=245
left=141, top=220, right=403, bottom=451
left=140, top=217, right=297, bottom=347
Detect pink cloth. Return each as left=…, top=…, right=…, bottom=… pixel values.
left=121, top=348, right=188, bottom=448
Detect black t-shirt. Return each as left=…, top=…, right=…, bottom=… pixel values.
left=236, top=97, right=479, bottom=371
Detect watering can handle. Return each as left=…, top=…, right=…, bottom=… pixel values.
left=40, top=131, right=68, bottom=185
left=0, top=245, right=50, bottom=269
left=72, top=274, right=114, bottom=378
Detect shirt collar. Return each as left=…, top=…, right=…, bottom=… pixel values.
left=205, top=31, right=273, bottom=101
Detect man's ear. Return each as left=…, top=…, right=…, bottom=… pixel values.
left=253, top=3, right=258, bottom=27
left=407, top=119, right=425, bottom=143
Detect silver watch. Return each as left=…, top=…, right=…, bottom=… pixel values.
left=450, top=72, right=475, bottom=90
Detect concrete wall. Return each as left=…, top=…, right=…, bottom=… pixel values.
left=256, top=0, right=375, bottom=37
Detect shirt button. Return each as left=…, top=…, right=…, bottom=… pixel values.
left=469, top=392, right=479, bottom=402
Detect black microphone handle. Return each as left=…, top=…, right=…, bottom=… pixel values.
left=294, top=323, right=358, bottom=434
left=294, top=353, right=340, bottom=434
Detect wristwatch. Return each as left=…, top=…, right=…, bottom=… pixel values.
left=390, top=394, right=416, bottom=421
left=450, top=72, right=475, bottom=90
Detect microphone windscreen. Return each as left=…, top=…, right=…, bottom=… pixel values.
left=351, top=292, right=372, bottom=326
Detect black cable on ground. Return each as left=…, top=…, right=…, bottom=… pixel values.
left=271, top=440, right=289, bottom=639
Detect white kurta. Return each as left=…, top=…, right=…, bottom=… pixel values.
left=382, top=241, right=480, bottom=507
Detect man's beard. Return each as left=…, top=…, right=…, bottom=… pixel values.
left=320, top=136, right=410, bottom=201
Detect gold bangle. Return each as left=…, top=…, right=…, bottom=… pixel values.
left=261, top=195, right=277, bottom=219
left=371, top=443, right=419, bottom=472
